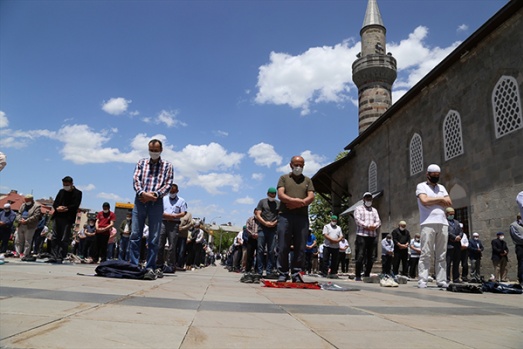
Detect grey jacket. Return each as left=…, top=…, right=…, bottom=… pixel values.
left=16, top=202, right=42, bottom=230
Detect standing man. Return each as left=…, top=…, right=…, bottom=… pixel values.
left=416, top=164, right=452, bottom=289
left=157, top=184, right=187, bottom=273
left=304, top=229, right=317, bottom=275
left=0, top=203, right=16, bottom=253
left=176, top=211, right=193, bottom=270
left=445, top=207, right=463, bottom=283
left=491, top=232, right=509, bottom=282
left=510, top=213, right=523, bottom=286
left=276, top=155, right=315, bottom=282
left=244, top=209, right=259, bottom=274
left=354, top=192, right=381, bottom=281
left=119, top=211, right=132, bottom=261
left=16, top=194, right=42, bottom=260
left=93, top=202, right=116, bottom=263
left=51, top=176, right=82, bottom=263
left=468, top=232, right=484, bottom=282
left=255, top=187, right=280, bottom=278
left=391, top=220, right=410, bottom=276
left=321, top=215, right=343, bottom=278
left=381, top=233, right=394, bottom=275
left=129, top=139, right=174, bottom=277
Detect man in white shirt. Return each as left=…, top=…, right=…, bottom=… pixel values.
left=416, top=164, right=453, bottom=288
left=321, top=215, right=343, bottom=278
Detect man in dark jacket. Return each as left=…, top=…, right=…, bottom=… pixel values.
left=446, top=207, right=463, bottom=283
left=491, top=232, right=509, bottom=282
left=468, top=232, right=484, bottom=282
left=51, top=176, right=82, bottom=263
left=392, top=220, right=410, bottom=276
left=509, top=213, right=523, bottom=286
left=0, top=203, right=16, bottom=253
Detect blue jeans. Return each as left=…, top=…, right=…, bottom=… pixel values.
left=257, top=227, right=276, bottom=275
left=119, top=235, right=130, bottom=261
left=176, top=237, right=187, bottom=268
left=129, top=197, right=163, bottom=270
left=276, top=213, right=309, bottom=275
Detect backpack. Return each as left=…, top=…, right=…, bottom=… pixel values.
left=95, top=260, right=148, bottom=279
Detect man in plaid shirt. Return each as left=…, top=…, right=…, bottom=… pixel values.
left=129, top=139, right=174, bottom=278
left=354, top=192, right=381, bottom=281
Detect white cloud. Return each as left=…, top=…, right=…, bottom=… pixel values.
left=213, top=130, right=229, bottom=137
left=235, top=196, right=255, bottom=205
left=252, top=173, right=264, bottom=181
left=155, top=110, right=187, bottom=128
left=248, top=143, right=282, bottom=168
left=77, top=183, right=96, bottom=191
left=0, top=111, right=8, bottom=128
left=186, top=172, right=243, bottom=195
left=457, top=24, right=469, bottom=33
left=102, top=97, right=132, bottom=115
left=96, top=192, right=128, bottom=202
left=0, top=128, right=56, bottom=149
left=255, top=41, right=358, bottom=115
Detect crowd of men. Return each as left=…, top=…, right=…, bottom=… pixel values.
left=1, top=143, right=522, bottom=287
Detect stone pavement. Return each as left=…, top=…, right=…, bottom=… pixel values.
left=0, top=260, right=522, bottom=349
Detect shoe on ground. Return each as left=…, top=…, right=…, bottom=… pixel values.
left=253, top=274, right=262, bottom=283
left=291, top=272, right=304, bottom=283
left=144, top=269, right=157, bottom=280
left=418, top=281, right=428, bottom=288
left=154, top=268, right=164, bottom=278
left=21, top=255, right=37, bottom=262
left=277, top=274, right=289, bottom=282
left=354, top=277, right=362, bottom=282
left=240, top=273, right=253, bottom=283
left=437, top=281, right=449, bottom=288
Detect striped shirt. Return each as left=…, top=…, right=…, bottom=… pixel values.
left=354, top=205, right=381, bottom=238
left=133, top=157, right=174, bottom=198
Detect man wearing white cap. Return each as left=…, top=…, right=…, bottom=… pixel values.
left=354, top=191, right=381, bottom=281
left=467, top=232, right=484, bottom=282
left=0, top=203, right=16, bottom=253
left=415, top=164, right=452, bottom=288
left=16, top=195, right=42, bottom=260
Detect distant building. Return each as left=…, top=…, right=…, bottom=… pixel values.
left=312, top=0, right=523, bottom=279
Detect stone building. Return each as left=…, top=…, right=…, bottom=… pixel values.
left=312, top=0, right=523, bottom=279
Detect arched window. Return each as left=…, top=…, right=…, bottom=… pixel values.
left=410, top=133, right=423, bottom=176
left=368, top=161, right=377, bottom=193
left=443, top=110, right=464, bottom=161
left=492, top=75, right=523, bottom=139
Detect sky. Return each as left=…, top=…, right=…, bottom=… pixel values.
left=0, top=0, right=509, bottom=226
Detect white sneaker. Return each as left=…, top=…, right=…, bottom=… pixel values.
left=437, top=281, right=449, bottom=288
left=418, top=281, right=427, bottom=288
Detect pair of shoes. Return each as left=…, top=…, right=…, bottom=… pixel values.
left=277, top=274, right=289, bottom=282
left=240, top=273, right=254, bottom=283
left=253, top=274, right=262, bottom=283
left=380, top=276, right=399, bottom=287
left=437, top=281, right=449, bottom=288
left=354, top=277, right=362, bottom=282
left=418, top=281, right=428, bottom=288
left=291, top=272, right=304, bottom=283
left=144, top=269, right=157, bottom=280
left=154, top=268, right=164, bottom=278
left=21, top=256, right=37, bottom=262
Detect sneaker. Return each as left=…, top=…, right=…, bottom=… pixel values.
left=418, top=281, right=428, bottom=288
left=291, top=272, right=304, bottom=283
left=154, top=268, right=164, bottom=278
left=277, top=274, right=289, bottom=282
left=240, top=273, right=254, bottom=283
left=144, top=269, right=157, bottom=280
left=437, top=281, right=449, bottom=288
left=21, top=255, right=37, bottom=262
left=253, top=274, right=262, bottom=283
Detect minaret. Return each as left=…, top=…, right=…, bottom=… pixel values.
left=352, top=0, right=397, bottom=133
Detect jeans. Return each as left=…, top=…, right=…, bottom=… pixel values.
left=446, top=247, right=461, bottom=282
left=157, top=221, right=179, bottom=268
left=276, top=213, right=309, bottom=275
left=119, top=235, right=130, bottom=261
left=107, top=242, right=115, bottom=260
left=129, top=197, right=163, bottom=270
left=469, top=257, right=481, bottom=280
left=418, top=224, right=448, bottom=284
left=355, top=235, right=376, bottom=277
left=382, top=254, right=393, bottom=274
left=175, top=237, right=187, bottom=268
left=257, top=227, right=276, bottom=275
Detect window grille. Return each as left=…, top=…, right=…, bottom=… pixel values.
left=492, top=75, right=522, bottom=138
left=410, top=133, right=423, bottom=176
left=443, top=110, right=464, bottom=161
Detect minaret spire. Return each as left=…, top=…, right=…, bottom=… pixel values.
left=352, top=0, right=397, bottom=133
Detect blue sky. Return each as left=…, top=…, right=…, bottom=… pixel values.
left=0, top=0, right=508, bottom=225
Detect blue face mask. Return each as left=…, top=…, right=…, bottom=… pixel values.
left=447, top=215, right=454, bottom=221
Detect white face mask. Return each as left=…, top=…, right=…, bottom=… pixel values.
left=399, top=227, right=405, bottom=231
left=169, top=193, right=178, bottom=199
left=63, top=185, right=72, bottom=191
left=267, top=196, right=275, bottom=202
left=292, top=166, right=303, bottom=176
left=103, top=209, right=109, bottom=213
left=499, top=236, right=504, bottom=240
left=364, top=200, right=372, bottom=208
left=149, top=151, right=161, bottom=160
left=330, top=222, right=337, bottom=227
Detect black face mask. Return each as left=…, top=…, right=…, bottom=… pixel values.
left=428, top=176, right=439, bottom=184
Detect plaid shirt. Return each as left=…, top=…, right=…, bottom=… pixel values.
left=133, top=157, right=174, bottom=198
left=354, top=205, right=381, bottom=237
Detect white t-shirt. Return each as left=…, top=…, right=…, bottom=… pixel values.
left=416, top=181, right=449, bottom=226
left=323, top=224, right=342, bottom=248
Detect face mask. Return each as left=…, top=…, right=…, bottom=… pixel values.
left=428, top=176, right=439, bottom=184
left=103, top=209, right=109, bottom=213
left=4, top=209, right=10, bottom=212
left=63, top=185, right=72, bottom=191
left=267, top=196, right=275, bottom=202
left=364, top=200, right=372, bottom=208
left=169, top=193, right=178, bottom=199
left=386, top=238, right=391, bottom=241
left=149, top=151, right=161, bottom=160
left=330, top=222, right=337, bottom=227
left=415, top=238, right=420, bottom=242
left=126, top=217, right=132, bottom=221
left=292, top=166, right=303, bottom=176
left=399, top=227, right=405, bottom=231
left=474, top=237, right=479, bottom=240
left=499, top=236, right=504, bottom=240
left=447, top=215, right=454, bottom=220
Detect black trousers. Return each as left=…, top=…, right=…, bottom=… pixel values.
left=393, top=248, right=409, bottom=275
left=322, top=246, right=340, bottom=275
left=355, top=235, right=376, bottom=277
left=51, top=217, right=73, bottom=260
